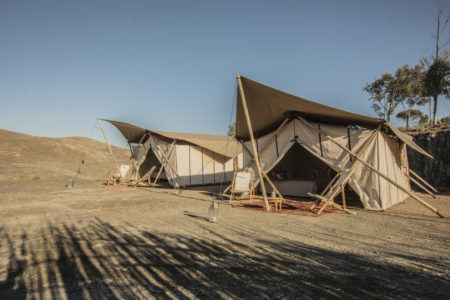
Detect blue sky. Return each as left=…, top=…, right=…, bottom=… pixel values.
left=1, top=0, right=449, bottom=147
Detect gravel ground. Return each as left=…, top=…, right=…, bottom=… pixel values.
left=0, top=179, right=449, bottom=299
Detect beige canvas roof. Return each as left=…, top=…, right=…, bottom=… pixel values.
left=104, top=120, right=147, bottom=143
left=236, top=76, right=383, bottom=139
left=104, top=119, right=241, bottom=158
left=236, top=76, right=433, bottom=159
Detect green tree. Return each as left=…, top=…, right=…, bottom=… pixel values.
left=395, top=64, right=430, bottom=130
left=424, top=58, right=450, bottom=125
left=363, top=73, right=403, bottom=122
left=420, top=2, right=450, bottom=125
left=419, top=114, right=429, bottom=126
left=396, top=109, right=424, bottom=130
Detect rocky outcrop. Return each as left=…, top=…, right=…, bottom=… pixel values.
left=407, top=126, right=450, bottom=189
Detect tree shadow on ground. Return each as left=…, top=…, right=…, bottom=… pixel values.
left=0, top=219, right=448, bottom=299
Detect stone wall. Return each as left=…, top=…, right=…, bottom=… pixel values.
left=407, top=130, right=450, bottom=189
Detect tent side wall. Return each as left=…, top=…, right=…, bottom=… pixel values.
left=135, top=135, right=243, bottom=187
left=349, top=131, right=410, bottom=209
left=175, top=143, right=243, bottom=186
left=242, top=119, right=411, bottom=210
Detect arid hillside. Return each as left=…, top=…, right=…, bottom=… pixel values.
left=0, top=129, right=129, bottom=181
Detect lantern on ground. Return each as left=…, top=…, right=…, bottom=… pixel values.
left=174, top=182, right=182, bottom=195
left=209, top=201, right=219, bottom=223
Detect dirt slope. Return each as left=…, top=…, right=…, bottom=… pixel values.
left=0, top=129, right=129, bottom=181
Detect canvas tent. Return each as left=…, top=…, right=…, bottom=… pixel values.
left=235, top=76, right=442, bottom=216
left=104, top=120, right=243, bottom=187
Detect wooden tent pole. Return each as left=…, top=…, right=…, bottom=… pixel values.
left=237, top=75, right=270, bottom=211
left=409, top=169, right=438, bottom=193
left=297, top=117, right=445, bottom=218
left=137, top=132, right=147, bottom=145
left=407, top=174, right=437, bottom=198
left=151, top=136, right=183, bottom=188
left=261, top=169, right=285, bottom=200
left=130, top=132, right=148, bottom=156
left=222, top=118, right=289, bottom=195
left=97, top=119, right=120, bottom=171
left=153, top=141, right=176, bottom=184
left=128, top=143, right=133, bottom=156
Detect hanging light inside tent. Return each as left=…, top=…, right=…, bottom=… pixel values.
left=290, top=135, right=299, bottom=143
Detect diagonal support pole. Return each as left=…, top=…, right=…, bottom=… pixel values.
left=153, top=141, right=176, bottom=185
left=237, top=75, right=270, bottom=211
left=221, top=118, right=290, bottom=195
left=151, top=136, right=183, bottom=188
left=97, top=119, right=120, bottom=172
left=409, top=169, right=438, bottom=193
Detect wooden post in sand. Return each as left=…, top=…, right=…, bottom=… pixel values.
left=97, top=119, right=119, bottom=171
left=222, top=118, right=289, bottom=195
left=237, top=75, right=270, bottom=211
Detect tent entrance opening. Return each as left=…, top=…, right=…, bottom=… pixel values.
left=266, top=143, right=360, bottom=206
left=138, top=149, right=168, bottom=184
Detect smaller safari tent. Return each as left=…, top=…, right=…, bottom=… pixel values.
left=235, top=76, right=443, bottom=217
left=104, top=120, right=243, bottom=187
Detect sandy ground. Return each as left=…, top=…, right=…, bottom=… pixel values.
left=0, top=179, right=449, bottom=299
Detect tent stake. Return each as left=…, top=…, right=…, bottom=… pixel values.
left=97, top=119, right=120, bottom=171
left=297, top=117, right=445, bottom=218
left=237, top=75, right=270, bottom=211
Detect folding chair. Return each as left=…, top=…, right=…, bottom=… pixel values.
left=308, top=169, right=356, bottom=215
left=107, top=164, right=131, bottom=185
left=230, top=170, right=255, bottom=204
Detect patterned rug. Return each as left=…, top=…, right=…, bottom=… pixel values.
left=233, top=200, right=340, bottom=216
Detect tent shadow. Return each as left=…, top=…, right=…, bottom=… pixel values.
left=183, top=210, right=209, bottom=222
left=0, top=218, right=449, bottom=299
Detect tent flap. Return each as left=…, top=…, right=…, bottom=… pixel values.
left=103, top=119, right=147, bottom=144
left=385, top=122, right=434, bottom=160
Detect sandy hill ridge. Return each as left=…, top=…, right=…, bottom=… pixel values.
left=0, top=129, right=129, bottom=181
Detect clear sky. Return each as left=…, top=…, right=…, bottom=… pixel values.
left=1, top=0, right=449, bottom=147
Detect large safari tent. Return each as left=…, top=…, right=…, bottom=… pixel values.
left=104, top=120, right=243, bottom=187
left=234, top=76, right=443, bottom=217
